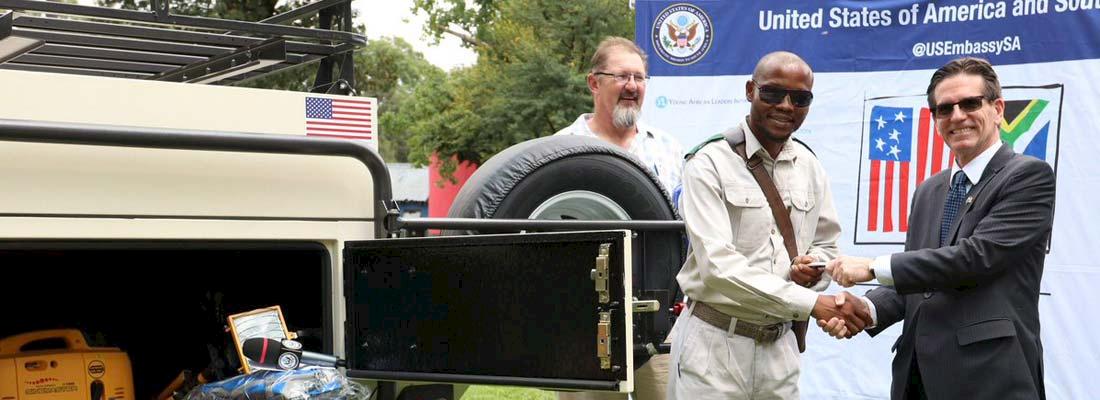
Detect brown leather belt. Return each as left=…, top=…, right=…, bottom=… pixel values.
left=691, top=301, right=786, bottom=343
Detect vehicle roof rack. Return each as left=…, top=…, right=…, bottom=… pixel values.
left=0, top=0, right=364, bottom=94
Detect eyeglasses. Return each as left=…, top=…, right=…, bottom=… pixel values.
left=594, top=72, right=648, bottom=84
left=932, top=95, right=987, bottom=118
left=753, top=82, right=813, bottom=107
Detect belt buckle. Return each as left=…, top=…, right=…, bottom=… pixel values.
left=754, top=324, right=780, bottom=343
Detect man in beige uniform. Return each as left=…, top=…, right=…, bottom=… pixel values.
left=667, top=52, right=870, bottom=399
left=557, top=37, right=683, bottom=400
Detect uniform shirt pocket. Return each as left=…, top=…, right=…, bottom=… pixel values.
left=956, top=318, right=1017, bottom=346
left=788, top=190, right=817, bottom=249
left=724, top=186, right=769, bottom=250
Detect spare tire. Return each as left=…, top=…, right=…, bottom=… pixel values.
left=447, top=135, right=684, bottom=354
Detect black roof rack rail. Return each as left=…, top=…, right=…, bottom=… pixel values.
left=0, top=0, right=364, bottom=94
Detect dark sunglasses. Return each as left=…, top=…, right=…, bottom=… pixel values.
left=932, top=95, right=988, bottom=118
left=754, top=82, right=813, bottom=107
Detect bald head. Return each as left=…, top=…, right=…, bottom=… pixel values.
left=752, top=51, right=813, bottom=84
left=745, top=51, right=814, bottom=156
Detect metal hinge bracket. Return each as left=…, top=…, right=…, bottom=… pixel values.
left=591, top=243, right=610, bottom=304
left=597, top=311, right=611, bottom=369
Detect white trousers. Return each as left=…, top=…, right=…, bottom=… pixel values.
left=667, top=305, right=801, bottom=400
left=557, top=352, right=670, bottom=400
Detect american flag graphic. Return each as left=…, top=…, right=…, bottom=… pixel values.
left=856, top=101, right=954, bottom=244
left=865, top=106, right=953, bottom=234
left=305, top=96, right=374, bottom=139
left=855, top=85, right=1061, bottom=244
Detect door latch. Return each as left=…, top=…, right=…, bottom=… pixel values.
left=632, top=299, right=660, bottom=313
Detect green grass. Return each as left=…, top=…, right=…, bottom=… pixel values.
left=460, top=385, right=556, bottom=400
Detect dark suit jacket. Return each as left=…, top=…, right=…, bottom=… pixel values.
left=866, top=144, right=1055, bottom=400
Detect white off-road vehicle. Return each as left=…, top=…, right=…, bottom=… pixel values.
left=0, top=2, right=684, bottom=399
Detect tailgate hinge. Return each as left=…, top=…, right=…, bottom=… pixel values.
left=591, top=243, right=611, bottom=304
left=597, top=311, right=611, bottom=370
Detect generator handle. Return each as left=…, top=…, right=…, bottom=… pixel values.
left=0, top=329, right=91, bottom=355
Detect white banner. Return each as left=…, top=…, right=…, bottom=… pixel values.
left=638, top=1, right=1099, bottom=396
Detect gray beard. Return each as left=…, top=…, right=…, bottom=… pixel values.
left=611, top=105, right=640, bottom=130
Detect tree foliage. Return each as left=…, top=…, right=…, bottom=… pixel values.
left=89, top=0, right=633, bottom=165
left=93, top=0, right=443, bottom=162
left=242, top=36, right=442, bottom=161
left=95, top=0, right=274, bottom=19
left=359, top=38, right=444, bottom=161
left=399, top=0, right=635, bottom=175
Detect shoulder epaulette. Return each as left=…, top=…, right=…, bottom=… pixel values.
left=792, top=137, right=817, bottom=158
left=685, top=134, right=726, bottom=159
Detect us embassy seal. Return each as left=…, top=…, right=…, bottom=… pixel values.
left=652, top=3, right=713, bottom=66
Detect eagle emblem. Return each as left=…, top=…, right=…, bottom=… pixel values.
left=667, top=21, right=699, bottom=49
left=651, top=4, right=712, bottom=66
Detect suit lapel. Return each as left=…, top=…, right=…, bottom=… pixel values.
left=946, top=144, right=1016, bottom=245
left=923, top=174, right=949, bottom=248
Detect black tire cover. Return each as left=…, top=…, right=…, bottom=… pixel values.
left=448, top=135, right=675, bottom=220
left=446, top=135, right=683, bottom=351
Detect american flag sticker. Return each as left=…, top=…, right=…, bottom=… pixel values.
left=854, top=85, right=1062, bottom=244
left=305, top=96, right=375, bottom=141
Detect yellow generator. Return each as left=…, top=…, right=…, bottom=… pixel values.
left=0, top=329, right=133, bottom=400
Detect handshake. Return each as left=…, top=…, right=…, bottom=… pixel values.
left=811, top=291, right=872, bottom=339
left=791, top=255, right=879, bottom=338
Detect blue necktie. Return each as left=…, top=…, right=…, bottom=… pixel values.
left=940, top=171, right=969, bottom=246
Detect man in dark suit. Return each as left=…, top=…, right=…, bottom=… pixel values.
left=822, top=57, right=1056, bottom=399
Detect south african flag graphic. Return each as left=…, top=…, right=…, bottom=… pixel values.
left=1000, top=84, right=1063, bottom=164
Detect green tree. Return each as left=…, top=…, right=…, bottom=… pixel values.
left=93, top=0, right=443, bottom=162
left=360, top=37, right=444, bottom=161
left=249, top=36, right=444, bottom=162
left=95, top=0, right=257, bottom=18
left=400, top=0, right=634, bottom=174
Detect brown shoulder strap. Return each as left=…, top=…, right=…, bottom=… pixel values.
left=722, top=127, right=799, bottom=262
left=723, top=125, right=809, bottom=353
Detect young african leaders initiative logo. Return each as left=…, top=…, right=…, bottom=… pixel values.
left=854, top=84, right=1063, bottom=244
left=652, top=3, right=713, bottom=66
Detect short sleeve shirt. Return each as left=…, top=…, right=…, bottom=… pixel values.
left=554, top=113, right=684, bottom=195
